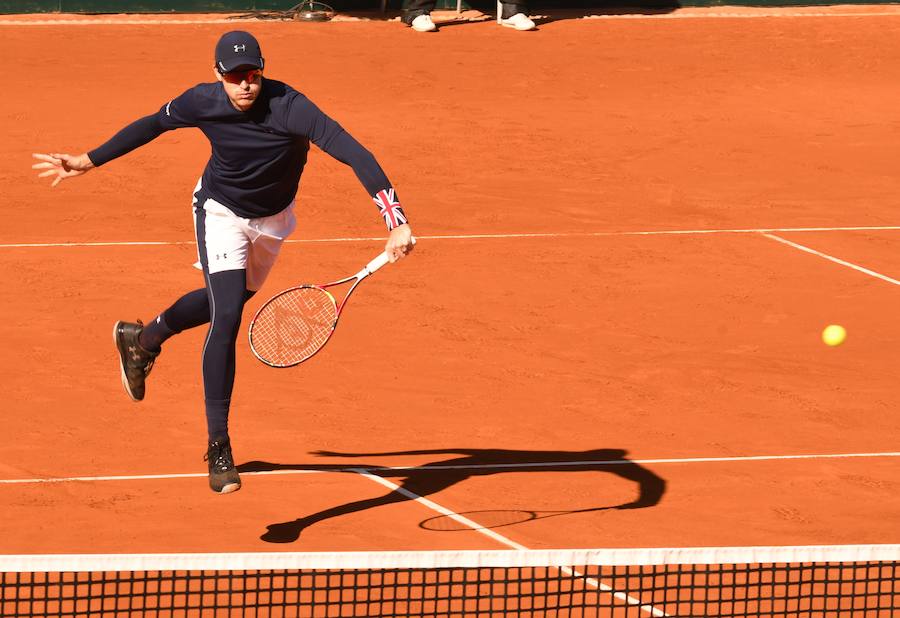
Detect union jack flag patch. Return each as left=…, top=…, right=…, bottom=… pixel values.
left=373, top=188, right=407, bottom=230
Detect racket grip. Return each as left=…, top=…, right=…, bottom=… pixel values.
left=366, top=252, right=391, bottom=275
left=365, top=236, right=416, bottom=276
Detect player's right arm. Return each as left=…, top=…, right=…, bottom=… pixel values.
left=32, top=114, right=168, bottom=188
left=32, top=88, right=199, bottom=188
left=31, top=152, right=95, bottom=187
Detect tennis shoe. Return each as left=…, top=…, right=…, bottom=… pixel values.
left=499, top=13, right=536, bottom=30
left=113, top=320, right=159, bottom=402
left=205, top=439, right=242, bottom=494
left=410, top=14, right=437, bottom=32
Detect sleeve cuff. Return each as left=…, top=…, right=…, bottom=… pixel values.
left=373, top=188, right=408, bottom=231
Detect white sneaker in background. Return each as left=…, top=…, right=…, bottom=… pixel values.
left=410, top=14, right=438, bottom=32
left=499, top=13, right=536, bottom=30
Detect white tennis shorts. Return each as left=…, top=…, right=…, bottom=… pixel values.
left=192, top=179, right=297, bottom=291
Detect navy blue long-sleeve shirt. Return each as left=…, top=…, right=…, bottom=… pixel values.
left=88, top=79, right=407, bottom=228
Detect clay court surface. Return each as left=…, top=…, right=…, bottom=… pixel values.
left=2, top=7, right=900, bottom=555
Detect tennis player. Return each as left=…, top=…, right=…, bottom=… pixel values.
left=32, top=31, right=415, bottom=494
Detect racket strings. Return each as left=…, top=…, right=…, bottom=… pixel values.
left=251, top=287, right=337, bottom=366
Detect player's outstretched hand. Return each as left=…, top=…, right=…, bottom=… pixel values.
left=386, top=223, right=415, bottom=263
left=32, top=153, right=94, bottom=187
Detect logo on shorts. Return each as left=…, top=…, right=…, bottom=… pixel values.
left=233, top=44, right=246, bottom=53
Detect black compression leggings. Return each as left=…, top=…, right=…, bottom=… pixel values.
left=200, top=269, right=249, bottom=442
left=153, top=276, right=255, bottom=442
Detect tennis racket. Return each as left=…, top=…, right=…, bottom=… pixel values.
left=248, top=240, right=414, bottom=368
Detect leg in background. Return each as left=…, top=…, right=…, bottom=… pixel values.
left=141, top=287, right=256, bottom=352
left=402, top=0, right=438, bottom=29
left=498, top=1, right=535, bottom=29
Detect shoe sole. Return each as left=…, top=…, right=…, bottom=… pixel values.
left=500, top=21, right=536, bottom=30
left=215, top=482, right=242, bottom=494
left=112, top=321, right=140, bottom=402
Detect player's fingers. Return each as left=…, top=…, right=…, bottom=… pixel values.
left=37, top=170, right=58, bottom=178
left=32, top=154, right=60, bottom=165
left=32, top=162, right=55, bottom=170
left=51, top=176, right=61, bottom=188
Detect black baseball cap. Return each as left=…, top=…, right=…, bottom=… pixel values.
left=215, top=31, right=264, bottom=73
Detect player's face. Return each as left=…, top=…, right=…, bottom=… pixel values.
left=215, top=67, right=263, bottom=112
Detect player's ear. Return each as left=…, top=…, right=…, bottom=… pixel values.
left=213, top=68, right=224, bottom=83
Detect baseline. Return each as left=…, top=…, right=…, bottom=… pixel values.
left=2, top=451, right=897, bottom=486
left=2, top=225, right=899, bottom=250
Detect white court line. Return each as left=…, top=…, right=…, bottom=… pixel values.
left=367, top=450, right=900, bottom=472
left=0, top=467, right=339, bottom=485
left=2, top=451, right=897, bottom=485
left=2, top=225, right=899, bottom=249
left=352, top=468, right=668, bottom=617
left=0, top=19, right=241, bottom=25
left=762, top=233, right=900, bottom=286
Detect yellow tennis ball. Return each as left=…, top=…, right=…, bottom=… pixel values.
left=821, top=324, right=847, bottom=346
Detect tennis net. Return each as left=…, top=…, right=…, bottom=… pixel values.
left=1, top=544, right=898, bottom=617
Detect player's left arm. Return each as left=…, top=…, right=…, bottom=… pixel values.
left=286, top=95, right=415, bottom=262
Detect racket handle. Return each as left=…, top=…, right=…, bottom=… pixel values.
left=365, top=252, right=390, bottom=275
left=364, top=236, right=416, bottom=276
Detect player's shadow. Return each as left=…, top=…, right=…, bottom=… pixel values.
left=529, top=3, right=680, bottom=26
left=238, top=448, right=666, bottom=544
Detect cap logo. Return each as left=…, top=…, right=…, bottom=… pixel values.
left=233, top=44, right=246, bottom=52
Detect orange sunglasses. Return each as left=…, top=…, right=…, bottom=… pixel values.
left=221, top=69, right=263, bottom=85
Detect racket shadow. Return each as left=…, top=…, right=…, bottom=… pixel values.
left=238, top=448, right=666, bottom=544
left=418, top=506, right=615, bottom=531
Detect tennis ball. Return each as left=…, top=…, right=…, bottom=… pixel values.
left=821, top=324, right=847, bottom=347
